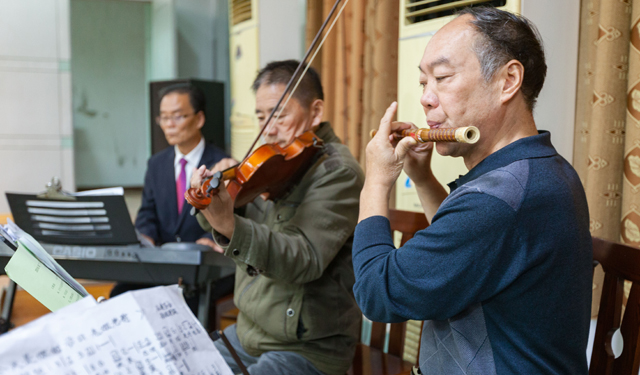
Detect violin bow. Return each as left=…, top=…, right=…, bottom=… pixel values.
left=243, top=0, right=350, bottom=160
left=187, top=0, right=349, bottom=210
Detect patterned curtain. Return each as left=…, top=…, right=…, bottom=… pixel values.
left=574, top=0, right=634, bottom=316
left=622, top=5, right=640, bottom=252
left=305, top=0, right=399, bottom=165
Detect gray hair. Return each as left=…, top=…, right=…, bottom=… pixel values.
left=458, top=7, right=547, bottom=111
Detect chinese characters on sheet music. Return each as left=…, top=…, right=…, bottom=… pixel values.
left=0, top=285, right=233, bottom=375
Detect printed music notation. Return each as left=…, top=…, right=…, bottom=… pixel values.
left=0, top=285, right=233, bottom=375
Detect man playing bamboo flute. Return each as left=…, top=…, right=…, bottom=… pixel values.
left=352, top=7, right=592, bottom=375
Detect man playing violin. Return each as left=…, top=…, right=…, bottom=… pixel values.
left=192, top=60, right=364, bottom=375
left=353, top=7, right=591, bottom=375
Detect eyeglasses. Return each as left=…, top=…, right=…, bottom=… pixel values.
left=156, top=113, right=194, bottom=126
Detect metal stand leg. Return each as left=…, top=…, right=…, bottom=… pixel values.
left=0, top=280, right=17, bottom=334
left=197, top=280, right=213, bottom=330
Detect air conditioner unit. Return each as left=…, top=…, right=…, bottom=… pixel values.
left=228, top=0, right=305, bottom=160
left=229, top=0, right=259, bottom=160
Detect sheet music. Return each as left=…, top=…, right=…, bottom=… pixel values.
left=2, top=220, right=88, bottom=298
left=0, top=285, right=233, bottom=375
left=5, top=242, right=85, bottom=311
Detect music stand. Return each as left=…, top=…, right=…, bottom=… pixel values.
left=5, top=193, right=138, bottom=246
left=1, top=192, right=138, bottom=334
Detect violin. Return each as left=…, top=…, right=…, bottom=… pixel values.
left=185, top=130, right=323, bottom=209
left=184, top=0, right=347, bottom=211
left=370, top=126, right=480, bottom=144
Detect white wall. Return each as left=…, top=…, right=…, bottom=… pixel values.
left=175, top=0, right=231, bottom=145
left=176, top=0, right=216, bottom=79
left=522, top=0, right=581, bottom=163
left=150, top=0, right=177, bottom=81
left=258, top=0, right=306, bottom=67
left=71, top=0, right=150, bottom=188
left=0, top=0, right=74, bottom=213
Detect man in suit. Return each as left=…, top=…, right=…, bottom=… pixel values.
left=135, top=83, right=227, bottom=248
left=110, top=84, right=232, bottom=310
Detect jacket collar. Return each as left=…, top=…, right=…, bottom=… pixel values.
left=314, top=122, right=341, bottom=144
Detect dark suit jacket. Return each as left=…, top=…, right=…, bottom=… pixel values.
left=135, top=143, right=228, bottom=244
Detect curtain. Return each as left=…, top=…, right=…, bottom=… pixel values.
left=305, top=0, right=399, bottom=165
left=574, top=0, right=634, bottom=316
left=622, top=4, right=640, bottom=251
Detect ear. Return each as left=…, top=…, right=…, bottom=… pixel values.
left=499, top=59, right=524, bottom=104
left=309, top=99, right=324, bottom=127
left=195, top=111, right=206, bottom=130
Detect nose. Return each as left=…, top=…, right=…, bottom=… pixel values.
left=420, top=86, right=439, bottom=111
left=264, top=120, right=278, bottom=136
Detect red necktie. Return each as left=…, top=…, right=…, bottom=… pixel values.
left=176, top=158, right=187, bottom=214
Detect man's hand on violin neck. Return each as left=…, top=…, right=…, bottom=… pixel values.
left=191, top=165, right=211, bottom=189
left=201, top=182, right=236, bottom=240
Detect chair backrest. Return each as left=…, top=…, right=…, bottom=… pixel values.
left=368, top=209, right=429, bottom=358
left=0, top=214, right=12, bottom=225
left=388, top=209, right=430, bottom=246
left=590, top=236, right=640, bottom=375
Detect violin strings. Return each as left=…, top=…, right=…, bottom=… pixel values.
left=262, top=0, right=351, bottom=144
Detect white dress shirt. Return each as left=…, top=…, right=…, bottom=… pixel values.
left=174, top=137, right=205, bottom=186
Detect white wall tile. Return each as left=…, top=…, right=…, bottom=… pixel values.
left=59, top=71, right=73, bottom=136
left=0, top=70, right=60, bottom=136
left=0, top=0, right=58, bottom=60
left=57, top=0, right=71, bottom=60
left=0, top=137, right=61, bottom=148
left=0, top=60, right=57, bottom=72
left=61, top=147, right=75, bottom=193
left=0, top=149, right=64, bottom=213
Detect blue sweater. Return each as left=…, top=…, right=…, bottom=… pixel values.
left=353, top=132, right=592, bottom=375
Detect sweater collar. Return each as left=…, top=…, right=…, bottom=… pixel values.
left=449, top=131, right=558, bottom=192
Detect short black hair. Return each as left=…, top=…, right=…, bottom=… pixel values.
left=457, top=7, right=547, bottom=111
left=158, top=83, right=206, bottom=114
left=252, top=60, right=324, bottom=108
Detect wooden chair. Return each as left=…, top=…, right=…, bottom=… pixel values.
left=214, top=293, right=239, bottom=331
left=349, top=209, right=429, bottom=375
left=590, top=236, right=640, bottom=375
left=0, top=213, right=12, bottom=225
